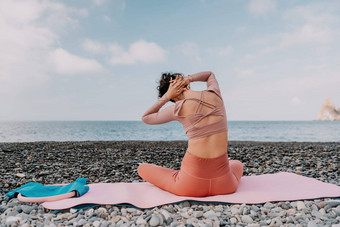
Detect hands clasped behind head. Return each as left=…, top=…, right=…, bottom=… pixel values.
left=170, top=75, right=187, bottom=93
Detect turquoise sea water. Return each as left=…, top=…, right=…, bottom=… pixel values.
left=0, top=121, right=339, bottom=142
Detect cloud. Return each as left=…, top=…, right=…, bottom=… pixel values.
left=93, top=0, right=106, bottom=6
left=248, top=0, right=276, bottom=16
left=279, top=3, right=338, bottom=48
left=0, top=0, right=90, bottom=96
left=280, top=24, right=333, bottom=48
left=49, top=48, right=106, bottom=75
left=178, top=42, right=201, bottom=62
left=234, top=67, right=256, bottom=77
left=235, top=26, right=247, bottom=34
left=103, top=15, right=111, bottom=22
left=291, top=97, right=301, bottom=105
left=217, top=46, right=233, bottom=56
left=82, top=39, right=105, bottom=54
left=108, top=40, right=167, bottom=65
left=94, top=0, right=125, bottom=10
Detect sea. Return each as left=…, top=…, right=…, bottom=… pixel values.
left=0, top=121, right=339, bottom=142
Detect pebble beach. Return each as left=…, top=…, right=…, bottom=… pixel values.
left=0, top=141, right=339, bottom=227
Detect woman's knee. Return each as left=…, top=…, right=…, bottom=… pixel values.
left=137, top=163, right=152, bottom=179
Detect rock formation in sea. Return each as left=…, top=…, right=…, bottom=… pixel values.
left=317, top=97, right=340, bottom=120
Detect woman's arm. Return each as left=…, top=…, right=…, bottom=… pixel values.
left=142, top=75, right=187, bottom=124
left=186, top=71, right=221, bottom=95
left=142, top=95, right=175, bottom=125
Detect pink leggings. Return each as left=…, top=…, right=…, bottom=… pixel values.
left=138, top=152, right=243, bottom=197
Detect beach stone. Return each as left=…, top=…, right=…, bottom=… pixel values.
left=231, top=207, right=239, bottom=215
left=327, top=200, right=340, bottom=208
left=85, top=208, right=94, bottom=217
left=126, top=208, right=138, bottom=213
left=311, top=204, right=318, bottom=211
left=8, top=210, right=19, bottom=216
left=136, top=216, right=147, bottom=225
left=214, top=205, right=223, bottom=212
left=97, top=207, right=107, bottom=214
left=203, top=210, right=217, bottom=219
left=287, top=208, right=296, bottom=215
left=70, top=208, right=78, bottom=213
left=116, top=220, right=124, bottom=225
left=100, top=221, right=109, bottom=227
left=311, top=210, right=324, bottom=219
left=264, top=202, right=274, bottom=209
left=18, top=213, right=29, bottom=221
left=157, top=214, right=165, bottom=225
left=93, top=220, right=101, bottom=227
left=161, top=209, right=171, bottom=220
left=230, top=217, right=237, bottom=224
left=241, top=215, right=253, bottom=224
left=170, top=222, right=178, bottom=227
left=75, top=219, right=87, bottom=226
left=319, top=208, right=326, bottom=214
left=308, top=221, right=318, bottom=227
left=186, top=217, right=198, bottom=225
left=16, top=173, right=25, bottom=178
left=166, top=217, right=173, bottom=226
left=180, top=212, right=190, bottom=218
left=317, top=201, right=327, bottom=208
left=149, top=214, right=160, bottom=226
left=6, top=216, right=21, bottom=225
left=270, top=218, right=283, bottom=226
left=21, top=205, right=34, bottom=214
left=8, top=200, right=19, bottom=207
left=193, top=211, right=203, bottom=218
left=183, top=201, right=191, bottom=207
left=297, top=201, right=306, bottom=210
left=251, top=205, right=260, bottom=212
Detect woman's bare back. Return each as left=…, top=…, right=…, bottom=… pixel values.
left=178, top=90, right=228, bottom=158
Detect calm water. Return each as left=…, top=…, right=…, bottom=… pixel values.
left=0, top=121, right=339, bottom=142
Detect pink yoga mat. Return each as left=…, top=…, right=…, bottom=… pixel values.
left=42, top=172, right=340, bottom=210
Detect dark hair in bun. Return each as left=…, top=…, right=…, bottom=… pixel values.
left=157, top=72, right=182, bottom=102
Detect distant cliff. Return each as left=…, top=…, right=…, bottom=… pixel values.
left=318, top=97, right=340, bottom=121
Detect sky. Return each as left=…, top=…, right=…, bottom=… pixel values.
left=1, top=0, right=340, bottom=121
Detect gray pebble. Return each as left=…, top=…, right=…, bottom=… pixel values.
left=5, top=216, right=21, bottom=225
left=241, top=215, right=253, bottom=224
left=93, top=220, right=101, bottom=227
left=76, top=219, right=87, bottom=226
left=231, top=207, right=239, bottom=214
left=18, top=213, right=29, bottom=221
left=0, top=205, right=7, bottom=213
left=149, top=214, right=160, bottom=226
left=145, top=214, right=152, bottom=222
left=182, top=201, right=191, bottom=207
left=203, top=210, right=216, bottom=219
left=308, top=221, right=318, bottom=227
left=136, top=216, right=147, bottom=225
left=166, top=217, right=173, bottom=226
left=21, top=205, right=34, bottom=214
left=230, top=217, right=237, bottom=224
left=7, top=200, right=19, bottom=208
left=193, top=211, right=203, bottom=218
left=297, top=201, right=306, bottom=210
left=264, top=202, right=274, bottom=209
left=8, top=210, right=19, bottom=216
left=251, top=205, right=260, bottom=212
left=326, top=200, right=340, bottom=208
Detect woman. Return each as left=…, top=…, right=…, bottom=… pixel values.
left=138, top=71, right=243, bottom=197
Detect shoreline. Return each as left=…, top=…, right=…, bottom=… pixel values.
left=1, top=141, right=339, bottom=226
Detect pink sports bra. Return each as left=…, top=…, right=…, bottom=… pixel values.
left=142, top=71, right=228, bottom=140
